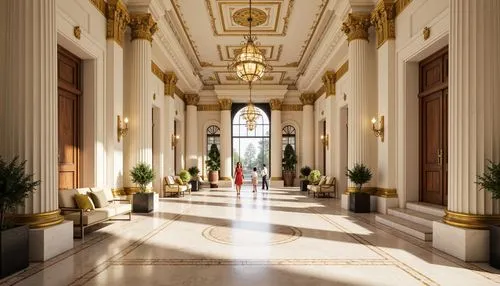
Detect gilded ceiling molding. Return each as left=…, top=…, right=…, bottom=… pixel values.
left=175, top=87, right=186, bottom=101
left=129, top=13, right=158, bottom=42
left=219, top=99, right=232, bottom=110
left=341, top=13, right=371, bottom=42
left=300, top=93, right=316, bottom=105
left=197, top=104, right=221, bottom=111
left=185, top=94, right=200, bottom=106
left=315, top=85, right=326, bottom=100
left=106, top=0, right=130, bottom=47
left=394, top=0, right=413, bottom=16
left=89, top=0, right=106, bottom=15
left=282, top=104, right=303, bottom=111
left=335, top=61, right=349, bottom=81
left=151, top=62, right=165, bottom=82
left=322, top=71, right=336, bottom=97
left=269, top=99, right=283, bottom=111
left=371, top=0, right=396, bottom=48
left=164, top=72, right=177, bottom=97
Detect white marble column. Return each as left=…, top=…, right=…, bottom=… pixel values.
left=0, top=0, right=72, bottom=261
left=124, top=13, right=157, bottom=188
left=185, top=94, right=200, bottom=168
left=270, top=99, right=283, bottom=187
left=433, top=0, right=500, bottom=262
left=300, top=94, right=315, bottom=168
left=219, top=99, right=232, bottom=182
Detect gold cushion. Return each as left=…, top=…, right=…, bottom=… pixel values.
left=175, top=177, right=184, bottom=185
left=74, top=194, right=95, bottom=211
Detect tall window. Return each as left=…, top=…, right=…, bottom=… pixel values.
left=282, top=125, right=296, bottom=155
left=206, top=125, right=220, bottom=153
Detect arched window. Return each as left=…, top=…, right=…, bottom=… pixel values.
left=206, top=125, right=220, bottom=153
left=282, top=125, right=296, bottom=155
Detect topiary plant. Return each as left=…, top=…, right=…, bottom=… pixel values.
left=206, top=144, right=220, bottom=172
left=476, top=160, right=500, bottom=199
left=300, top=166, right=312, bottom=178
left=130, top=162, right=155, bottom=193
left=346, top=163, right=372, bottom=192
left=282, top=144, right=297, bottom=171
left=188, top=166, right=200, bottom=178
left=179, top=170, right=191, bottom=183
left=308, top=170, right=321, bottom=184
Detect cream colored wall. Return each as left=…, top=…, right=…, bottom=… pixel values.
left=198, top=112, right=221, bottom=179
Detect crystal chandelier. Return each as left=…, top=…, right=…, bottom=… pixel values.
left=228, top=0, right=271, bottom=82
left=240, top=83, right=261, bottom=131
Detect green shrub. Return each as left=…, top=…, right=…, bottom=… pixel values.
left=130, top=162, right=155, bottom=193
left=308, top=170, right=321, bottom=184
left=188, top=166, right=200, bottom=178
left=282, top=144, right=297, bottom=171
left=476, top=160, right=500, bottom=199
left=206, top=144, right=220, bottom=172
left=179, top=170, right=191, bottom=183
left=300, top=166, right=312, bottom=178
left=346, top=163, right=372, bottom=191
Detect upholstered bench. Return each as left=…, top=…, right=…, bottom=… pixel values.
left=58, top=187, right=132, bottom=239
left=307, top=176, right=337, bottom=198
left=163, top=176, right=191, bottom=197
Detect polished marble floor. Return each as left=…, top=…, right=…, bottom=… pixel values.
left=2, top=187, right=500, bottom=286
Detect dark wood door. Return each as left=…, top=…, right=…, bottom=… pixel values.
left=419, top=48, right=448, bottom=206
left=57, top=46, right=81, bottom=189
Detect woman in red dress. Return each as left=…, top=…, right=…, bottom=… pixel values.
left=234, top=162, right=244, bottom=196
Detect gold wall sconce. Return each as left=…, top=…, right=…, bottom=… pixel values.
left=320, top=134, right=329, bottom=149
left=171, top=134, right=180, bottom=150
left=117, top=115, right=129, bottom=142
left=371, top=115, right=384, bottom=142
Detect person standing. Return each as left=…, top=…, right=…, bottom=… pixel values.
left=234, top=162, right=244, bottom=196
left=251, top=167, right=258, bottom=193
left=261, top=164, right=269, bottom=190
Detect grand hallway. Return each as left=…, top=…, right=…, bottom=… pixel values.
left=1, top=187, right=499, bottom=286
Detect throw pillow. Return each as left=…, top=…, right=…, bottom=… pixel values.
left=89, top=190, right=109, bottom=208
left=318, top=176, right=326, bottom=186
left=167, top=176, right=175, bottom=185
left=175, top=177, right=184, bottom=185
left=74, top=194, right=95, bottom=211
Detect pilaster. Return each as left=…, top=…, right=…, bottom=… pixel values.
left=164, top=72, right=177, bottom=98
left=219, top=99, right=232, bottom=180
left=185, top=94, right=200, bottom=168
left=270, top=99, right=283, bottom=186
left=371, top=0, right=396, bottom=48
left=322, top=71, right=336, bottom=97
left=106, top=0, right=130, bottom=47
left=300, top=93, right=315, bottom=168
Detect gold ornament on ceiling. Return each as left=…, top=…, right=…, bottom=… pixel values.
left=232, top=8, right=268, bottom=27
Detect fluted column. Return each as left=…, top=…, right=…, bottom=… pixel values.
left=444, top=0, right=500, bottom=228
left=185, top=94, right=200, bottom=168
left=342, top=13, right=376, bottom=190
left=300, top=94, right=315, bottom=168
left=270, top=99, right=283, bottom=184
left=0, top=0, right=63, bottom=227
left=219, top=99, right=232, bottom=180
left=124, top=13, right=157, bottom=188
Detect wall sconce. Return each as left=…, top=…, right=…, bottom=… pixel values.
left=117, top=115, right=129, bottom=142
left=320, top=134, right=329, bottom=149
left=371, top=115, right=384, bottom=142
left=171, top=134, right=180, bottom=150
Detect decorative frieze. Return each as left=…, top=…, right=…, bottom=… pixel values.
left=269, top=99, right=283, bottom=111
left=371, top=0, right=396, bottom=48
left=106, top=0, right=130, bottom=47
left=322, top=71, right=336, bottom=97
left=198, top=104, right=221, bottom=111
left=282, top=104, right=303, bottom=111
left=218, top=99, right=232, bottom=110
left=129, top=13, right=158, bottom=42
left=151, top=62, right=164, bottom=82
left=341, top=13, right=371, bottom=42
left=300, top=93, right=316, bottom=105
left=336, top=61, right=349, bottom=81
left=185, top=94, right=200, bottom=106
left=164, top=72, right=177, bottom=97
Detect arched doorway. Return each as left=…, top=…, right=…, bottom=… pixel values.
left=232, top=105, right=270, bottom=182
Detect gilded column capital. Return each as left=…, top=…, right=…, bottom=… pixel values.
left=164, top=72, right=177, bottom=98
left=269, top=99, right=283, bottom=111
left=185, top=94, right=200, bottom=106
left=219, top=99, right=232, bottom=110
left=322, top=71, right=336, bottom=97
left=341, top=13, right=371, bottom=42
left=106, top=0, right=130, bottom=47
left=129, top=13, right=158, bottom=42
left=371, top=0, right=396, bottom=48
left=300, top=93, right=316, bottom=105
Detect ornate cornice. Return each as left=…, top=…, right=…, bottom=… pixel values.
left=336, top=61, right=349, bottom=81
left=185, top=94, right=200, bottom=106
left=129, top=13, right=158, bottom=42
left=89, top=0, right=106, bottom=15
left=197, top=104, right=221, bottom=111
left=322, top=71, right=336, bottom=97
left=269, top=99, right=283, bottom=111
left=164, top=72, right=177, bottom=97
left=151, top=62, right=164, bottom=82
left=106, top=0, right=130, bottom=47
left=341, top=13, right=371, bottom=42
left=371, top=0, right=396, bottom=48
left=300, top=93, right=316, bottom=105
left=282, top=104, right=303, bottom=111
left=218, top=99, right=232, bottom=110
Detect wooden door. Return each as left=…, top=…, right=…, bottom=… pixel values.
left=57, top=46, right=81, bottom=189
left=419, top=48, right=448, bottom=206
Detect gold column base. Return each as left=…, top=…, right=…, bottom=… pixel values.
left=11, top=209, right=64, bottom=229
left=123, top=187, right=154, bottom=195
left=344, top=187, right=377, bottom=195
left=112, top=187, right=126, bottom=196
left=220, top=177, right=232, bottom=181
left=270, top=177, right=283, bottom=180
left=443, top=209, right=500, bottom=230
left=343, top=187, right=398, bottom=198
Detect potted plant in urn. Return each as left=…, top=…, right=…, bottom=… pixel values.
left=282, top=144, right=297, bottom=187
left=188, top=166, right=200, bottom=192
left=300, top=166, right=312, bottom=192
left=130, top=162, right=155, bottom=213
left=206, top=144, right=220, bottom=188
left=346, top=163, right=373, bottom=213
left=476, top=160, right=500, bottom=268
left=0, top=156, right=39, bottom=278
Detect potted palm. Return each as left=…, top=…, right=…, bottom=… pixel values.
left=300, top=166, right=312, bottom=192
left=188, top=166, right=200, bottom=192
left=0, top=156, right=39, bottom=278
left=282, top=144, right=297, bottom=187
left=206, top=144, right=220, bottom=188
left=346, top=163, right=373, bottom=213
left=130, top=162, right=155, bottom=213
left=476, top=160, right=500, bottom=268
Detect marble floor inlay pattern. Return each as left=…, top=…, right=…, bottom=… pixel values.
left=1, top=187, right=500, bottom=286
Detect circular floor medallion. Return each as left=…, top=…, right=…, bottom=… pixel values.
left=232, top=8, right=268, bottom=27
left=202, top=223, right=301, bottom=246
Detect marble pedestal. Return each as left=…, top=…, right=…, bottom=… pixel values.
left=433, top=221, right=489, bottom=262
left=29, top=220, right=74, bottom=262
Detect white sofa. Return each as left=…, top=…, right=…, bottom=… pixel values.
left=58, top=187, right=132, bottom=239
left=307, top=176, right=337, bottom=198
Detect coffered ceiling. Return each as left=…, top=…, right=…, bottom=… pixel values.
left=163, top=0, right=333, bottom=87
